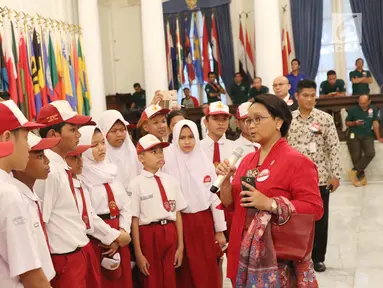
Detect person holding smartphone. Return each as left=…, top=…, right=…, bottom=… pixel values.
left=216, top=94, right=323, bottom=287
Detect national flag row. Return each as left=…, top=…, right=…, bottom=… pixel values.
left=165, top=12, right=221, bottom=89
left=0, top=18, right=91, bottom=120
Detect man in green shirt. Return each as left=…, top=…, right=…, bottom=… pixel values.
left=229, top=72, right=249, bottom=104
left=345, top=94, right=383, bottom=186
left=248, top=77, right=269, bottom=101
left=349, top=58, right=373, bottom=95
left=319, top=70, right=346, bottom=98
left=205, top=72, right=226, bottom=103
left=130, top=83, right=146, bottom=109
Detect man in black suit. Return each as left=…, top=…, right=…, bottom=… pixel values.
left=272, top=76, right=298, bottom=111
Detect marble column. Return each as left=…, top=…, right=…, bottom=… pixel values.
left=254, top=0, right=283, bottom=89
left=78, top=0, right=106, bottom=117
left=140, top=0, right=168, bottom=104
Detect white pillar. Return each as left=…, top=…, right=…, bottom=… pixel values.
left=140, top=0, right=168, bottom=104
left=254, top=0, right=283, bottom=90
left=78, top=0, right=106, bottom=117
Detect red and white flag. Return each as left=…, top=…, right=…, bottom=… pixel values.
left=166, top=21, right=174, bottom=89
left=245, top=25, right=254, bottom=80
left=281, top=12, right=292, bottom=76
left=202, top=15, right=211, bottom=82
left=211, top=13, right=221, bottom=76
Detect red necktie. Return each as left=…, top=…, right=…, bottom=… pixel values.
left=66, top=170, right=79, bottom=209
left=213, top=142, right=221, bottom=165
left=79, top=187, right=91, bottom=229
left=35, top=201, right=50, bottom=252
left=104, top=183, right=120, bottom=218
left=154, top=175, right=170, bottom=212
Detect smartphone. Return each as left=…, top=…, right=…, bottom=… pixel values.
left=241, top=176, right=256, bottom=209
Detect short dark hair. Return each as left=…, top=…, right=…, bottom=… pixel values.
left=291, top=58, right=301, bottom=65
left=133, top=83, right=141, bottom=88
left=254, top=77, right=262, bottom=82
left=39, top=122, right=66, bottom=138
left=0, top=90, right=10, bottom=100
left=208, top=72, right=216, bottom=78
left=252, top=94, right=292, bottom=137
left=296, top=79, right=317, bottom=94
left=327, top=70, right=336, bottom=77
left=359, top=94, right=370, bottom=100
left=355, top=58, right=364, bottom=65
left=234, top=72, right=242, bottom=77
left=167, top=110, right=185, bottom=127
left=183, top=87, right=190, bottom=92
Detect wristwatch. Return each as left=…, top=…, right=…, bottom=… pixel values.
left=270, top=199, right=278, bottom=214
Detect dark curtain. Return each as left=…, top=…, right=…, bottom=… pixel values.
left=290, top=0, right=323, bottom=79
left=350, top=0, right=383, bottom=87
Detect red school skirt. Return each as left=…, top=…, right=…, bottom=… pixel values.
left=176, top=209, right=220, bottom=288
left=90, top=216, right=133, bottom=288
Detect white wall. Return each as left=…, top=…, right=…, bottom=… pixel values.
left=98, top=0, right=144, bottom=95
left=0, top=0, right=78, bottom=24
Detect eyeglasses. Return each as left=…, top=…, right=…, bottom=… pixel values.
left=244, top=116, right=271, bottom=126
left=272, top=83, right=288, bottom=88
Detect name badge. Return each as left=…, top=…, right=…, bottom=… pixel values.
left=368, top=108, right=373, bottom=118
left=309, top=142, right=317, bottom=153
left=203, top=175, right=212, bottom=187
left=350, top=133, right=355, bottom=139
left=256, top=169, right=270, bottom=182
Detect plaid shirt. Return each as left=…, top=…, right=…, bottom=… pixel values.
left=287, top=108, right=342, bottom=186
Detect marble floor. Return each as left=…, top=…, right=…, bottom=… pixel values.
left=223, top=182, right=383, bottom=288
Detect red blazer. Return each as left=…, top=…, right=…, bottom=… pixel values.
left=226, top=138, right=323, bottom=281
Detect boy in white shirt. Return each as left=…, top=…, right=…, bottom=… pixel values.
left=234, top=102, right=260, bottom=162
left=0, top=100, right=52, bottom=288
left=129, top=134, right=187, bottom=288
left=34, top=100, right=128, bottom=288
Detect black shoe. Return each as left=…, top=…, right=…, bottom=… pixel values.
left=314, top=262, right=326, bottom=272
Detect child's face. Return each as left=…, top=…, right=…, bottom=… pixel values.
left=24, top=150, right=51, bottom=179
left=65, top=154, right=83, bottom=175
left=138, top=147, right=165, bottom=172
left=206, top=115, right=229, bottom=139
left=236, top=118, right=251, bottom=139
left=143, top=114, right=167, bottom=139
left=92, top=131, right=106, bottom=162
left=56, top=123, right=81, bottom=153
left=169, top=115, right=185, bottom=132
left=178, top=126, right=195, bottom=153
left=4, top=128, right=30, bottom=171
left=106, top=120, right=127, bottom=148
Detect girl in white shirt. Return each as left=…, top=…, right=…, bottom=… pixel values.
left=97, top=110, right=139, bottom=191
left=168, top=120, right=227, bottom=288
left=78, top=126, right=133, bottom=288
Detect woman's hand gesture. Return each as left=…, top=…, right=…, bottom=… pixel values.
left=240, top=181, right=273, bottom=211
left=215, top=159, right=236, bottom=179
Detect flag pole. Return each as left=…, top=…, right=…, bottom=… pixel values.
left=282, top=5, right=290, bottom=73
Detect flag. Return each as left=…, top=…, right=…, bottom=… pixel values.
left=30, top=31, right=43, bottom=112
left=62, top=39, right=75, bottom=110
left=78, top=38, right=91, bottom=116
left=175, top=18, right=184, bottom=86
left=238, top=20, right=248, bottom=83
left=192, top=14, right=203, bottom=85
left=202, top=15, right=210, bottom=82
left=23, top=33, right=36, bottom=119
left=166, top=20, right=175, bottom=89
left=3, top=19, right=18, bottom=103
left=48, top=33, right=60, bottom=101
left=55, top=38, right=65, bottom=100
left=184, top=17, right=195, bottom=83
left=32, top=29, right=48, bottom=107
left=0, top=33, right=9, bottom=92
left=18, top=32, right=32, bottom=119
left=245, top=25, right=255, bottom=80
left=11, top=22, right=23, bottom=111
left=41, top=31, right=54, bottom=102
left=69, top=40, right=77, bottom=111
left=211, top=13, right=221, bottom=76
left=72, top=36, right=82, bottom=115
left=282, top=26, right=292, bottom=76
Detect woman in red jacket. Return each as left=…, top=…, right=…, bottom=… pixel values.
left=216, top=94, right=323, bottom=287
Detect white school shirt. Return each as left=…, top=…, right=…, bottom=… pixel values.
left=0, top=170, right=47, bottom=287
left=73, top=178, right=120, bottom=245
left=34, top=149, right=90, bottom=254
left=128, top=170, right=187, bottom=226
left=200, top=116, right=208, bottom=139
left=82, top=179, right=132, bottom=234
left=200, top=135, right=235, bottom=163
left=234, top=134, right=260, bottom=166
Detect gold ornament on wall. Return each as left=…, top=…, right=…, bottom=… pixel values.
left=185, top=0, right=197, bottom=10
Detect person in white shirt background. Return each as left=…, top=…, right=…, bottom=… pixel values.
left=234, top=102, right=261, bottom=164
left=34, top=100, right=105, bottom=288
left=12, top=133, right=62, bottom=286
left=0, top=100, right=51, bottom=288
left=200, top=103, right=209, bottom=140
left=167, top=119, right=226, bottom=288
left=78, top=126, right=133, bottom=287
left=200, top=101, right=235, bottom=242
left=97, top=110, right=140, bottom=192
left=129, top=134, right=187, bottom=288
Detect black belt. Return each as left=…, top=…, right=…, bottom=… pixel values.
left=151, top=219, right=172, bottom=225
left=51, top=246, right=82, bottom=256
left=98, top=213, right=118, bottom=220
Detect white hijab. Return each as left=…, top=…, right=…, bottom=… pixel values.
left=78, top=125, right=117, bottom=187
left=168, top=120, right=217, bottom=210
left=97, top=110, right=139, bottom=189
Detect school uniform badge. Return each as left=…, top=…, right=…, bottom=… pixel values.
left=203, top=175, right=212, bottom=187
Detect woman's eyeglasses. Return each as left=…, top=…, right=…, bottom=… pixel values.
left=244, top=116, right=270, bottom=126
